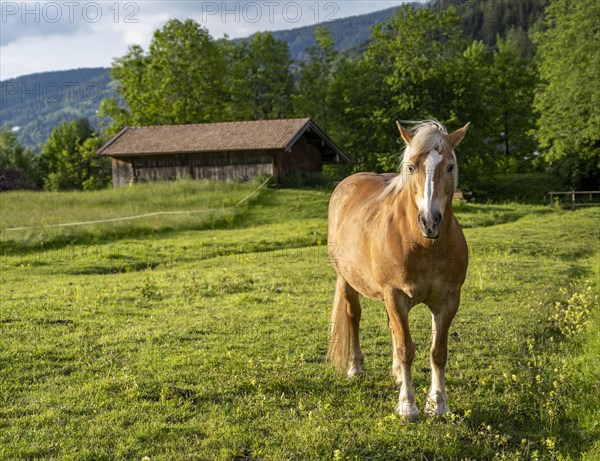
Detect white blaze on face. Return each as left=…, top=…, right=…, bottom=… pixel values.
left=422, top=149, right=443, bottom=214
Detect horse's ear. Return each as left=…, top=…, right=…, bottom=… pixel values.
left=448, top=122, right=470, bottom=148
left=396, top=121, right=414, bottom=145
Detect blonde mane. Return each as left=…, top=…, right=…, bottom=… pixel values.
left=380, top=120, right=450, bottom=200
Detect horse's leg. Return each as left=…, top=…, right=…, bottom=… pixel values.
left=384, top=289, right=418, bottom=421
left=389, top=318, right=402, bottom=386
left=425, top=291, right=460, bottom=416
left=344, top=280, right=363, bottom=378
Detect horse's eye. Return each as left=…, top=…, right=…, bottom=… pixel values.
left=447, top=164, right=455, bottom=173
left=407, top=164, right=416, bottom=174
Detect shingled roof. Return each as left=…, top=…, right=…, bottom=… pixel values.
left=97, top=118, right=350, bottom=163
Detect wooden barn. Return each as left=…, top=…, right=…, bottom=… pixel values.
left=97, top=118, right=350, bottom=187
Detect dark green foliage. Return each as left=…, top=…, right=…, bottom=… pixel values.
left=328, top=6, right=498, bottom=180
left=326, top=4, right=539, bottom=188
left=327, top=56, right=390, bottom=172
left=0, top=124, right=40, bottom=189
left=448, top=41, right=497, bottom=184
left=434, top=0, right=547, bottom=56
left=39, top=118, right=111, bottom=191
left=293, top=28, right=338, bottom=131
left=490, top=38, right=538, bottom=166
left=104, top=19, right=228, bottom=126
left=105, top=24, right=294, bottom=124
left=226, top=32, right=295, bottom=120
left=277, top=170, right=304, bottom=189
left=471, top=173, right=562, bottom=204
left=533, top=0, right=600, bottom=190
left=277, top=171, right=334, bottom=189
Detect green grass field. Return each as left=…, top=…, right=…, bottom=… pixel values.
left=1, top=182, right=598, bottom=460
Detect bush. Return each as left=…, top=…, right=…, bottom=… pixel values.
left=278, top=171, right=304, bottom=188
left=0, top=166, right=38, bottom=191
left=277, top=171, right=335, bottom=189
left=471, top=173, right=563, bottom=204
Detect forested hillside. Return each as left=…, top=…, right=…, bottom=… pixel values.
left=246, top=4, right=407, bottom=60
left=434, top=0, right=547, bottom=56
left=0, top=68, right=113, bottom=149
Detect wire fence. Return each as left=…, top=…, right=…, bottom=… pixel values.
left=2, top=177, right=271, bottom=233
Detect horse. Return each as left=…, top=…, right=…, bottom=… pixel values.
left=327, top=120, right=470, bottom=421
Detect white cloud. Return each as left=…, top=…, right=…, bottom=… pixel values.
left=105, top=12, right=171, bottom=48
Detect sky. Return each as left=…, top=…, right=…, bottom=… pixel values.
left=0, top=1, right=410, bottom=80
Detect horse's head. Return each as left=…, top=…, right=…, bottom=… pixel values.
left=397, top=121, right=469, bottom=239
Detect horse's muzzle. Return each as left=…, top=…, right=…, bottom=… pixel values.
left=418, top=211, right=442, bottom=239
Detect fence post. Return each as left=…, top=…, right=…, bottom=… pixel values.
left=571, top=190, right=575, bottom=210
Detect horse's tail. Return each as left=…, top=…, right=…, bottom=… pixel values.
left=327, top=278, right=350, bottom=371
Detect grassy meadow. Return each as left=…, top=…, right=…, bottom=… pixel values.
left=0, top=180, right=267, bottom=250
left=0, top=181, right=598, bottom=460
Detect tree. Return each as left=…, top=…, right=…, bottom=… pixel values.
left=294, top=28, right=339, bottom=131
left=103, top=19, right=227, bottom=126
left=330, top=5, right=472, bottom=172
left=218, top=38, right=252, bottom=120
left=365, top=5, right=467, bottom=120
left=39, top=118, right=110, bottom=191
left=234, top=32, right=295, bottom=120
left=0, top=125, right=40, bottom=189
left=78, top=136, right=112, bottom=191
left=533, top=0, right=600, bottom=188
left=0, top=125, right=37, bottom=174
left=447, top=40, right=498, bottom=182
left=489, top=37, right=537, bottom=170
left=327, top=57, right=387, bottom=172
left=434, top=0, right=546, bottom=55
left=213, top=32, right=295, bottom=121
left=98, top=94, right=132, bottom=137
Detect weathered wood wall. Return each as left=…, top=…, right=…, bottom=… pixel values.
left=111, top=151, right=275, bottom=186
left=274, top=137, right=322, bottom=178
left=189, top=151, right=273, bottom=181
left=110, top=137, right=325, bottom=187
left=112, top=158, right=134, bottom=187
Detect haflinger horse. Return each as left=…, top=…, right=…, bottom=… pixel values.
left=327, top=120, right=470, bottom=421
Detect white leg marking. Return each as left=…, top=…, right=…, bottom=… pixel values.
left=391, top=334, right=402, bottom=386
left=425, top=313, right=451, bottom=416
left=347, top=364, right=362, bottom=378
left=396, top=341, right=418, bottom=420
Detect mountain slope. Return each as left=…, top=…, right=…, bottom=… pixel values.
left=249, top=5, right=406, bottom=59
left=0, top=68, right=113, bottom=149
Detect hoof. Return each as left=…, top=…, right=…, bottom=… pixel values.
left=424, top=394, right=451, bottom=416
left=395, top=401, right=419, bottom=422
left=346, top=366, right=363, bottom=379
